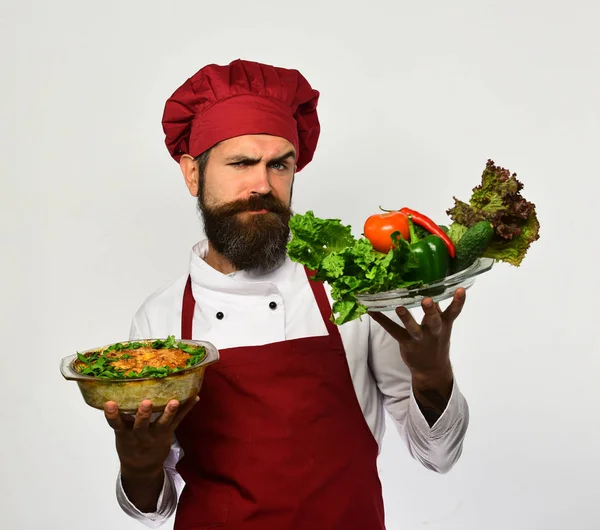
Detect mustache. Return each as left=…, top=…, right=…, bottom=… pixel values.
left=207, top=194, right=290, bottom=216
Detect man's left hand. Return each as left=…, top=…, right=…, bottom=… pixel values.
left=368, top=287, right=467, bottom=425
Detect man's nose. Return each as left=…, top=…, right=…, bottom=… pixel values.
left=249, top=164, right=272, bottom=195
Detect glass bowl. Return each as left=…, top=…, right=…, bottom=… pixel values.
left=60, top=338, right=219, bottom=419
left=356, top=257, right=495, bottom=311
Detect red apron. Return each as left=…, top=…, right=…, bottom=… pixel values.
left=174, top=268, right=385, bottom=530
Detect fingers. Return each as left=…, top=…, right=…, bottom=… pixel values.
left=370, top=291, right=464, bottom=343
left=152, top=391, right=201, bottom=430
left=369, top=306, right=424, bottom=341
left=171, top=394, right=200, bottom=430
left=395, top=306, right=424, bottom=340
left=368, top=310, right=412, bottom=342
left=154, top=400, right=180, bottom=429
left=104, top=401, right=126, bottom=432
left=105, top=394, right=200, bottom=436
left=133, top=400, right=153, bottom=433
left=443, top=288, right=467, bottom=323
left=421, top=298, right=443, bottom=336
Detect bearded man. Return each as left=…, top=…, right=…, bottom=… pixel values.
left=104, top=58, right=470, bottom=530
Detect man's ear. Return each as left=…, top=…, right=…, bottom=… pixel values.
left=180, top=155, right=199, bottom=197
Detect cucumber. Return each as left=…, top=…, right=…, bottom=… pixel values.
left=451, top=221, right=494, bottom=274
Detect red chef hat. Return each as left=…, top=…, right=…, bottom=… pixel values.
left=161, top=59, right=320, bottom=172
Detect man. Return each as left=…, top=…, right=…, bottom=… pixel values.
left=104, top=58, right=469, bottom=530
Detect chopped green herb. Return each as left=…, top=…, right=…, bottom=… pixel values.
left=74, top=336, right=206, bottom=380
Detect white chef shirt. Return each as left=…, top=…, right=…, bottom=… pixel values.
left=116, top=240, right=469, bottom=527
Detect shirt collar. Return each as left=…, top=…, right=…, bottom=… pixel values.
left=189, top=239, right=297, bottom=296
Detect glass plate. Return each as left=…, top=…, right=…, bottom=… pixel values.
left=356, top=257, right=495, bottom=311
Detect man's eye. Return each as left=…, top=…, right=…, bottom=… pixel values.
left=271, top=162, right=287, bottom=171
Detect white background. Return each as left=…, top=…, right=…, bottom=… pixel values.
left=2, top=0, right=599, bottom=529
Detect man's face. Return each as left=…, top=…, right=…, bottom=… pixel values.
left=197, top=135, right=296, bottom=274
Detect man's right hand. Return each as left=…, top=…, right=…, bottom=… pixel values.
left=104, top=395, right=199, bottom=513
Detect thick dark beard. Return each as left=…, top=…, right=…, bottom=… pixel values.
left=198, top=193, right=293, bottom=275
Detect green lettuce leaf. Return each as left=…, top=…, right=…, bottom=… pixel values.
left=482, top=210, right=540, bottom=266
left=286, top=210, right=356, bottom=270
left=446, top=159, right=540, bottom=266
left=447, top=223, right=468, bottom=244
left=287, top=212, right=421, bottom=325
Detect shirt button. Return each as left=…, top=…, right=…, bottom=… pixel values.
left=269, top=301, right=277, bottom=310
left=216, top=312, right=224, bottom=320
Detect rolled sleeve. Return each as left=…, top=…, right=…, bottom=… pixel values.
left=368, top=313, right=469, bottom=474
left=115, top=468, right=178, bottom=528
left=405, top=377, right=470, bottom=473
left=115, top=435, right=185, bottom=526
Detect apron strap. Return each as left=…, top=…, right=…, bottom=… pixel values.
left=304, top=267, right=342, bottom=339
left=181, top=275, right=194, bottom=340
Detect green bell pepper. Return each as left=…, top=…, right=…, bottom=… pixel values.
left=405, top=215, right=450, bottom=284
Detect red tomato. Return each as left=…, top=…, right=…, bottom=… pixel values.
left=363, top=211, right=410, bottom=253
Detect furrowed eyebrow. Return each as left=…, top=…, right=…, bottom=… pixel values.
left=269, top=150, right=296, bottom=165
left=224, top=150, right=296, bottom=165
left=225, top=155, right=261, bottom=165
